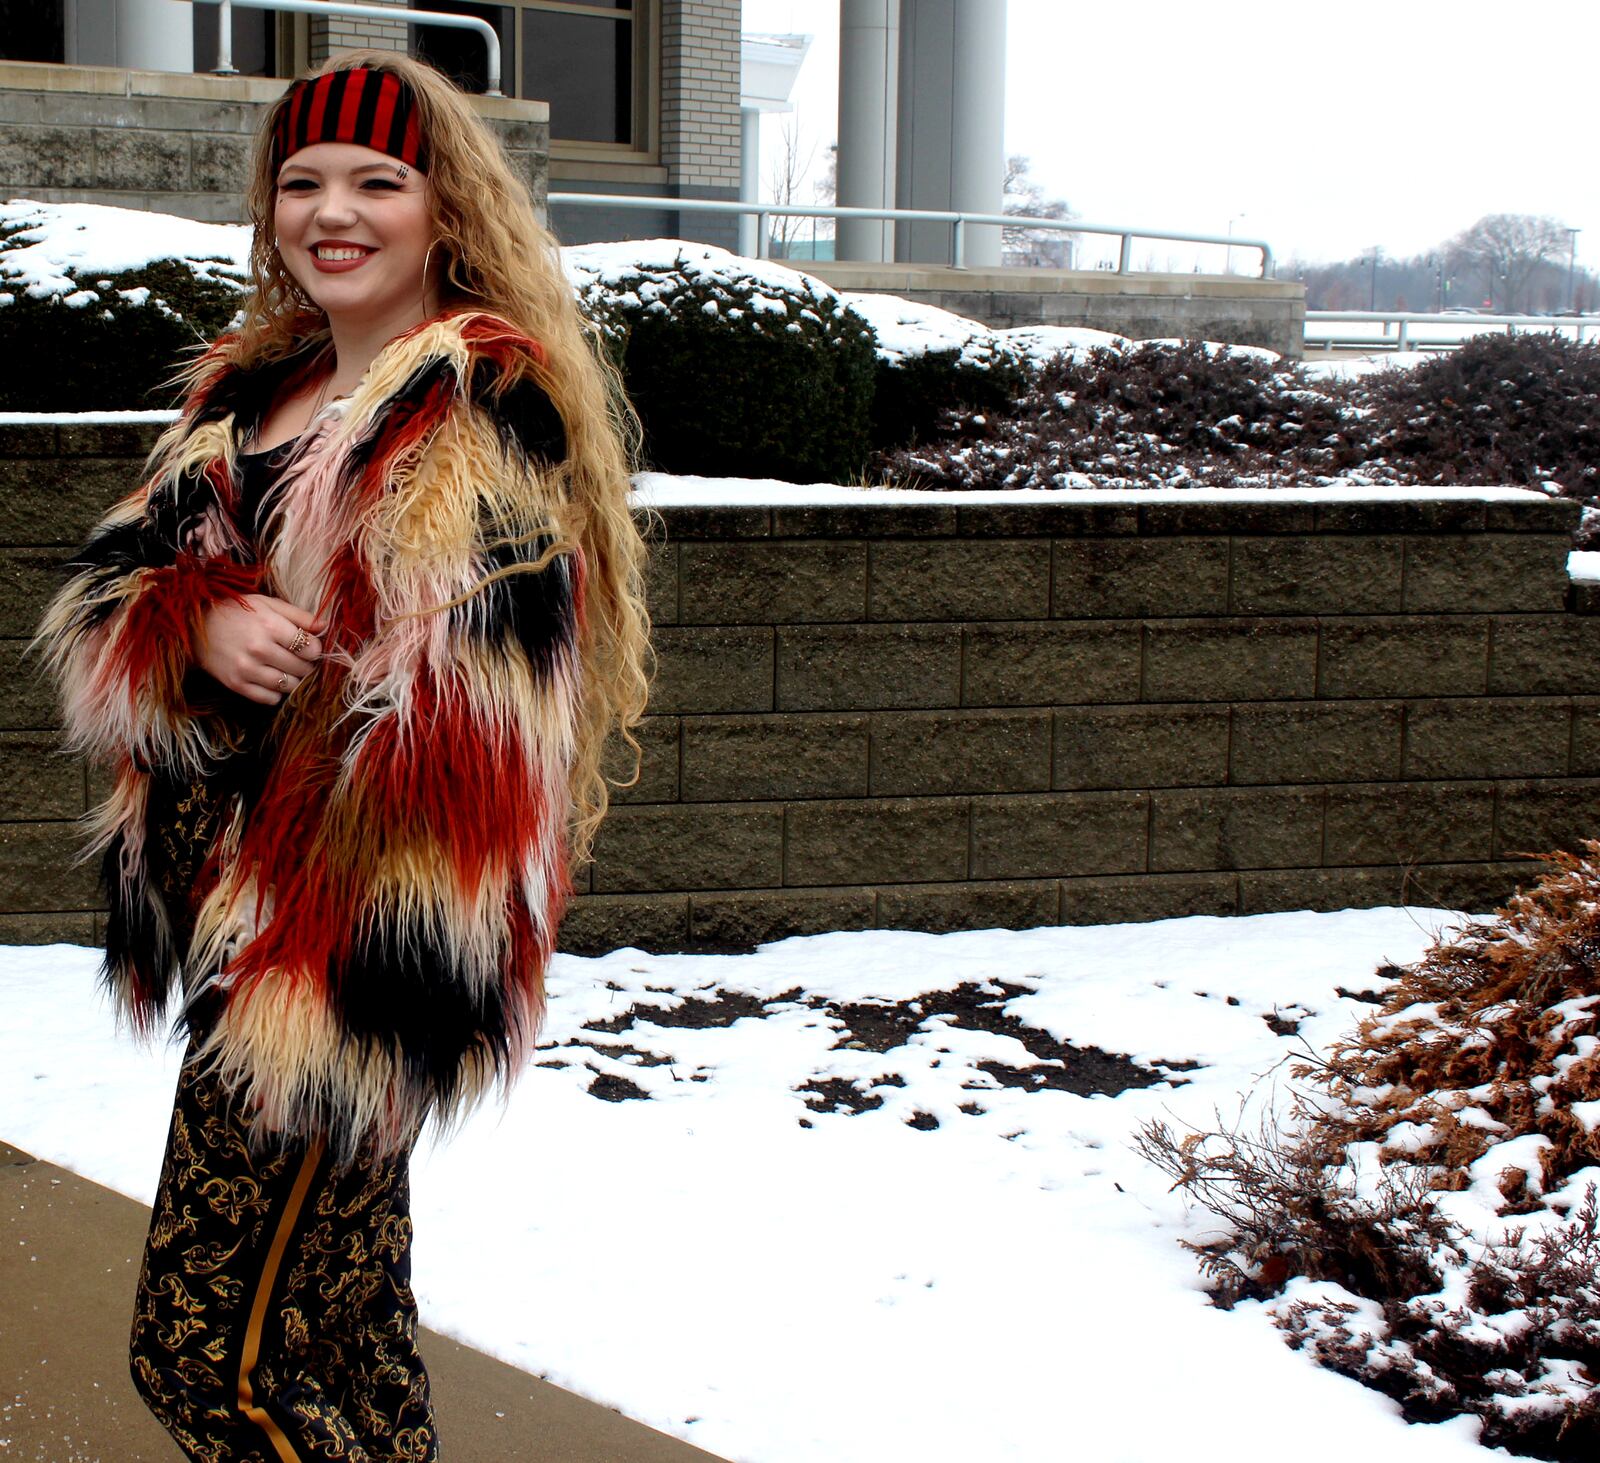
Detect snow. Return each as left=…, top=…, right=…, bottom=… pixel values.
left=0, top=198, right=249, bottom=302
left=0, top=908, right=1509, bottom=1462
left=1001, top=323, right=1132, bottom=362
left=634, top=471, right=1549, bottom=509
left=562, top=238, right=851, bottom=323
left=0, top=409, right=179, bottom=425
left=1301, top=351, right=1435, bottom=380
left=1568, top=550, right=1600, bottom=582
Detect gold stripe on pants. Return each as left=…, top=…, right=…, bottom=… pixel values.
left=130, top=1052, right=437, bottom=1462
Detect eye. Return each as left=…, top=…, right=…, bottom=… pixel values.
left=278, top=178, right=317, bottom=193
left=361, top=179, right=403, bottom=191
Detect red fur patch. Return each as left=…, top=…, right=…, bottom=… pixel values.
left=108, top=554, right=261, bottom=704
left=348, top=670, right=548, bottom=900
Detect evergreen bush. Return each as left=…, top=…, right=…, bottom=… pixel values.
left=840, top=292, right=1033, bottom=452
left=568, top=243, right=878, bottom=482
left=0, top=209, right=247, bottom=410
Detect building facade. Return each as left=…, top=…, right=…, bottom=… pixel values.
left=0, top=0, right=741, bottom=244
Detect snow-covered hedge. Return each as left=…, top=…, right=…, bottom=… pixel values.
left=842, top=291, right=1027, bottom=451
left=0, top=199, right=249, bottom=410
left=565, top=241, right=877, bottom=481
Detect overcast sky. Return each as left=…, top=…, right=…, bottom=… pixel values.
left=742, top=0, right=1596, bottom=272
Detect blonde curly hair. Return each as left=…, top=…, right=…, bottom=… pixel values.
left=192, top=49, right=649, bottom=866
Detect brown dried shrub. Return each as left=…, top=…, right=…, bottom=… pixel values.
left=1141, top=842, right=1600, bottom=1458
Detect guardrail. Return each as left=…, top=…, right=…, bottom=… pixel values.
left=549, top=192, right=1276, bottom=277
left=1306, top=310, right=1598, bottom=353
left=197, top=0, right=503, bottom=94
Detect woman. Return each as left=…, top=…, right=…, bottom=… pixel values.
left=36, top=51, right=648, bottom=1460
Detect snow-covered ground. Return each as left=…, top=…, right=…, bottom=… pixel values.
left=1, top=910, right=1509, bottom=1462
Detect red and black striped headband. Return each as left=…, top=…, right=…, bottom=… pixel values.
left=273, top=68, right=427, bottom=173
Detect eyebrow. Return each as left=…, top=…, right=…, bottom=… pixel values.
left=277, top=162, right=404, bottom=179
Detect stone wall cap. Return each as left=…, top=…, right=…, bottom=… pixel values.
left=0, top=58, right=548, bottom=123
left=807, top=261, right=1303, bottom=300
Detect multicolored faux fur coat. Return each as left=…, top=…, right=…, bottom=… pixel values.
left=38, top=311, right=582, bottom=1160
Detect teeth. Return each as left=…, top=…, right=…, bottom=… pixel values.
left=316, top=246, right=370, bottom=261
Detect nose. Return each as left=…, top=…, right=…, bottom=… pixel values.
left=312, top=182, right=360, bottom=231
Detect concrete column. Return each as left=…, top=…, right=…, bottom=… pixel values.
left=837, top=0, right=898, bottom=263
left=895, top=0, right=1006, bottom=267
left=739, top=107, right=761, bottom=257
left=116, top=0, right=194, bottom=71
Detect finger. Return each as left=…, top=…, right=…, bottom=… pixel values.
left=249, top=665, right=303, bottom=699
left=259, top=640, right=319, bottom=678
left=232, top=679, right=284, bottom=707
left=279, top=628, right=323, bottom=665
left=271, top=599, right=328, bottom=634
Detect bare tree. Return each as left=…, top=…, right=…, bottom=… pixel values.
left=766, top=117, right=816, bottom=258
left=1003, top=155, right=1077, bottom=268
left=1447, top=213, right=1570, bottom=313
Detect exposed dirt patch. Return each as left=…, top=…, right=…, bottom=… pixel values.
left=798, top=1077, right=887, bottom=1116
left=584, top=987, right=805, bottom=1035
left=587, top=1071, right=650, bottom=1103
left=562, top=979, right=1195, bottom=1110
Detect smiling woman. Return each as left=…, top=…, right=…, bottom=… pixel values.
left=33, top=50, right=650, bottom=1463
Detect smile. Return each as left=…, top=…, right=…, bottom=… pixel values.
left=312, top=243, right=377, bottom=271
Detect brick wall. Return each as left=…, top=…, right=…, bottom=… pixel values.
left=4, top=426, right=1597, bottom=951
left=310, top=0, right=408, bottom=63
left=660, top=0, right=741, bottom=193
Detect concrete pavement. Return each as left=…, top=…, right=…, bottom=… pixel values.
left=0, top=1141, right=728, bottom=1463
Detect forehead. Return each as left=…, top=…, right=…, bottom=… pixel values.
left=277, top=141, right=413, bottom=176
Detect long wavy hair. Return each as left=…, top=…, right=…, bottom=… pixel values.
left=166, top=49, right=649, bottom=865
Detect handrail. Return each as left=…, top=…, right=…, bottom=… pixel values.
left=1307, top=309, right=1597, bottom=351
left=549, top=192, right=1276, bottom=277
left=195, top=0, right=503, bottom=95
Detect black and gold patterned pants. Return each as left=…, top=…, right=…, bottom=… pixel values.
left=130, top=1050, right=438, bottom=1461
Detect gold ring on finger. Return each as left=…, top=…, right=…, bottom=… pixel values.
left=277, top=671, right=289, bottom=693
left=288, top=629, right=309, bottom=655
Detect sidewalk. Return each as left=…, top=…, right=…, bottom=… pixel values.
left=0, top=1141, right=729, bottom=1463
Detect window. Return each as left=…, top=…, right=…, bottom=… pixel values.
left=411, top=2, right=513, bottom=95
left=521, top=6, right=632, bottom=145
left=0, top=1, right=65, bottom=63
left=413, top=1, right=642, bottom=149
left=193, top=6, right=278, bottom=77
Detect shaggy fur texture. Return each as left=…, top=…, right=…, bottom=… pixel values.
left=38, top=312, right=582, bottom=1159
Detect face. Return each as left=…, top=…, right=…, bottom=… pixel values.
left=273, top=140, right=437, bottom=331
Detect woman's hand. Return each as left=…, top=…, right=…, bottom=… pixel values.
left=197, top=594, right=325, bottom=706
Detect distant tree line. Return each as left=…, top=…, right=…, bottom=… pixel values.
left=1292, top=214, right=1597, bottom=315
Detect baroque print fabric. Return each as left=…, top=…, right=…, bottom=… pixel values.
left=131, top=1051, right=436, bottom=1461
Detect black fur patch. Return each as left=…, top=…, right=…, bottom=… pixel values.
left=477, top=372, right=567, bottom=467
left=471, top=524, right=577, bottom=678
left=334, top=917, right=515, bottom=1105
left=99, top=833, right=178, bottom=1021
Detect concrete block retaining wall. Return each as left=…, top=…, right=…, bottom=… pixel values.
left=2, top=422, right=1597, bottom=953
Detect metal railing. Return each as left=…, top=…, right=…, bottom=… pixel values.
left=549, top=192, right=1276, bottom=276
left=1307, top=310, right=1599, bottom=353
left=196, top=0, right=502, bottom=94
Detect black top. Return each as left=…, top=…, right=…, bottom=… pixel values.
left=236, top=432, right=304, bottom=546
